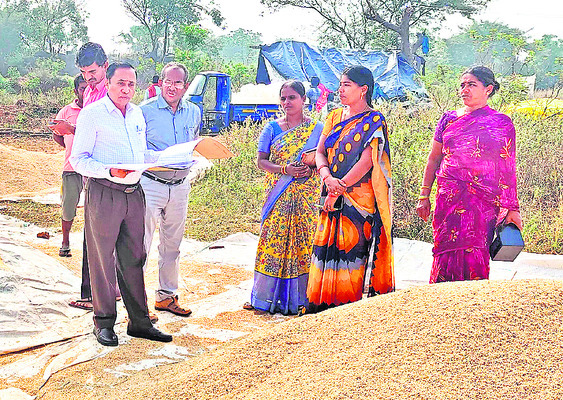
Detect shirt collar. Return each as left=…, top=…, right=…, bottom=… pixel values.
left=70, top=99, right=82, bottom=110
left=102, top=94, right=134, bottom=116
left=92, top=77, right=107, bottom=93
left=156, top=93, right=187, bottom=111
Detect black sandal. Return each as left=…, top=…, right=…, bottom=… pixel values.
left=59, top=246, right=72, bottom=257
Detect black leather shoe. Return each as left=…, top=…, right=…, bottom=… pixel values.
left=127, top=324, right=173, bottom=342
left=93, top=327, right=118, bottom=347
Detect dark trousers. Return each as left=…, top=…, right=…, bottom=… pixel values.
left=80, top=234, right=91, bottom=299
left=80, top=231, right=120, bottom=299
left=85, top=178, right=151, bottom=330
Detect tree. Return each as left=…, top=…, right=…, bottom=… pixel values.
left=121, top=0, right=223, bottom=62
left=27, top=0, right=88, bottom=55
left=118, top=25, right=154, bottom=56
left=0, top=0, right=88, bottom=71
left=217, top=29, right=262, bottom=65
left=439, top=22, right=532, bottom=75
left=174, top=25, right=220, bottom=79
left=529, top=35, right=563, bottom=90
left=260, top=0, right=491, bottom=64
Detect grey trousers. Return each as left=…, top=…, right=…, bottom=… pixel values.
left=84, top=178, right=151, bottom=330
left=140, top=176, right=190, bottom=302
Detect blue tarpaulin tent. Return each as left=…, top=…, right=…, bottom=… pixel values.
left=256, top=41, right=425, bottom=100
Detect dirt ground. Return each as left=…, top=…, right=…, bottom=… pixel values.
left=0, top=134, right=290, bottom=399
left=3, top=135, right=562, bottom=400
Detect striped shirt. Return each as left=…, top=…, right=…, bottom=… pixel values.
left=83, top=77, right=108, bottom=107
left=70, top=95, right=147, bottom=185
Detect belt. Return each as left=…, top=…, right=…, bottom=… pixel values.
left=142, top=171, right=186, bottom=186
left=90, top=178, right=140, bottom=194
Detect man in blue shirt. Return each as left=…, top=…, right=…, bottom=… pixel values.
left=140, top=62, right=201, bottom=317
left=306, top=76, right=322, bottom=109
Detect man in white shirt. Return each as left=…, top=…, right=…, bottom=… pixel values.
left=71, top=62, right=172, bottom=347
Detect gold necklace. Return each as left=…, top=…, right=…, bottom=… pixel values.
left=345, top=105, right=371, bottom=119
left=285, top=115, right=304, bottom=130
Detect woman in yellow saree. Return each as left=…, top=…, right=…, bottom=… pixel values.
left=246, top=80, right=323, bottom=315
left=306, top=66, right=394, bottom=313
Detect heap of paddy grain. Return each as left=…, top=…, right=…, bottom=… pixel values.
left=126, top=280, right=563, bottom=399
left=0, top=144, right=63, bottom=197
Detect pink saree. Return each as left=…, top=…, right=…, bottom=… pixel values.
left=430, top=106, right=519, bottom=283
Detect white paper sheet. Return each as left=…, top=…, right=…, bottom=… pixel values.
left=107, top=139, right=202, bottom=172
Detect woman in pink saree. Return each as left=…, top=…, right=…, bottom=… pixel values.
left=417, top=66, right=523, bottom=283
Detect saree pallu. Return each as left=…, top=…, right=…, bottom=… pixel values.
left=307, top=109, right=394, bottom=313
left=251, top=121, right=323, bottom=314
left=430, top=106, right=519, bottom=283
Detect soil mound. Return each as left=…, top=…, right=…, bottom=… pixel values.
left=105, top=280, right=563, bottom=400
left=0, top=143, right=63, bottom=197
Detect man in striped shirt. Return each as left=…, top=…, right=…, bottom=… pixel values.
left=78, top=42, right=109, bottom=107
left=66, top=42, right=110, bottom=311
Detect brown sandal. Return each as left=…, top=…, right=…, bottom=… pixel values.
left=155, top=296, right=192, bottom=316
left=242, top=302, right=255, bottom=310
left=69, top=298, right=93, bottom=310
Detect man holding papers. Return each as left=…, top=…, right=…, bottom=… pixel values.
left=140, top=62, right=201, bottom=317
left=71, top=62, right=172, bottom=347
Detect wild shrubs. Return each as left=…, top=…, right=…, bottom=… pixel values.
left=186, top=119, right=265, bottom=241
left=186, top=89, right=561, bottom=253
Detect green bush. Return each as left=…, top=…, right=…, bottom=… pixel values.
left=188, top=103, right=562, bottom=254
left=186, top=119, right=265, bottom=241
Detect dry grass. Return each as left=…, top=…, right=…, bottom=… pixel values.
left=0, top=200, right=61, bottom=229
left=186, top=120, right=265, bottom=241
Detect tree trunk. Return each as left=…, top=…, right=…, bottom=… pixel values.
left=400, top=29, right=412, bottom=65
left=399, top=6, right=414, bottom=65
left=162, top=20, right=169, bottom=63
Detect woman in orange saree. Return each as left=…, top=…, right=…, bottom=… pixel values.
left=305, top=66, right=394, bottom=313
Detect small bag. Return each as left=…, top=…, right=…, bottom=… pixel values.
left=300, top=149, right=317, bottom=167
left=489, top=223, right=524, bottom=262
left=315, top=195, right=343, bottom=211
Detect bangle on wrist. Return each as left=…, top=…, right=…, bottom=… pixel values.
left=318, top=165, right=329, bottom=172
left=420, top=185, right=430, bottom=190
left=418, top=195, right=430, bottom=200
left=322, top=174, right=330, bottom=183
left=280, top=165, right=287, bottom=175
left=327, top=192, right=338, bottom=198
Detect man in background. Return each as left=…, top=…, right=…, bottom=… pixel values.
left=78, top=42, right=109, bottom=107
left=64, top=42, right=111, bottom=311
left=49, top=74, right=87, bottom=258
left=140, top=62, right=200, bottom=317
left=306, top=76, right=322, bottom=109
left=144, top=75, right=161, bottom=101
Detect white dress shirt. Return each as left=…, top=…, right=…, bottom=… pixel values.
left=70, top=95, right=148, bottom=185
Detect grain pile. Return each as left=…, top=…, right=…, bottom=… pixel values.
left=0, top=143, right=63, bottom=197
left=45, top=279, right=563, bottom=400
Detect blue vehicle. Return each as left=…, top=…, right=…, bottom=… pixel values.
left=185, top=71, right=281, bottom=135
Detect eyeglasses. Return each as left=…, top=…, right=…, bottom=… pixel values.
left=162, top=79, right=185, bottom=89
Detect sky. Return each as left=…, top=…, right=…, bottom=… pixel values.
left=84, top=0, right=563, bottom=53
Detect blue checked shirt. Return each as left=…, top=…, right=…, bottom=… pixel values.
left=70, top=95, right=148, bottom=184
left=140, top=94, right=201, bottom=180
